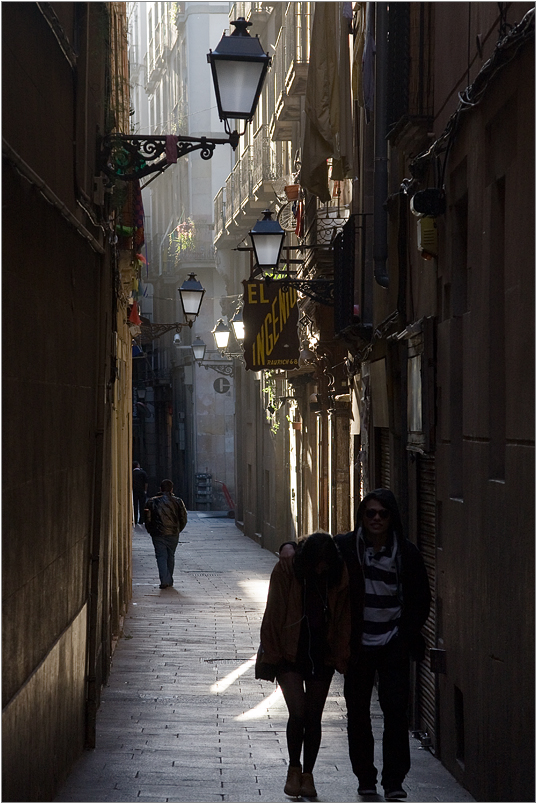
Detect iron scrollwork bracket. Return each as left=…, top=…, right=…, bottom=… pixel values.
left=101, top=132, right=239, bottom=181
left=139, top=322, right=190, bottom=343
left=266, top=276, right=335, bottom=306
left=201, top=362, right=234, bottom=376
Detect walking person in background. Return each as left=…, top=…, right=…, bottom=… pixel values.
left=279, top=489, right=431, bottom=801
left=144, top=479, right=187, bottom=589
left=258, top=532, right=351, bottom=799
left=132, top=461, right=148, bottom=525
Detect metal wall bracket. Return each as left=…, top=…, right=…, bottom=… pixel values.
left=201, top=362, right=233, bottom=376
left=139, top=322, right=190, bottom=343
left=100, top=132, right=239, bottom=181
left=264, top=275, right=335, bottom=306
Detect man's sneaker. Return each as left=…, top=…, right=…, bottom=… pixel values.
left=358, top=785, right=377, bottom=796
left=384, top=787, right=407, bottom=800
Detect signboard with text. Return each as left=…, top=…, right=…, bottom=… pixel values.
left=242, top=279, right=300, bottom=371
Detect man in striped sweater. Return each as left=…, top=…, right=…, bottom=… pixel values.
left=279, top=489, right=431, bottom=801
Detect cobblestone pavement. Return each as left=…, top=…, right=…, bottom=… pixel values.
left=55, top=513, right=474, bottom=803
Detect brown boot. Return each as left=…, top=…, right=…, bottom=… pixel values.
left=284, top=764, right=302, bottom=797
left=300, top=772, right=317, bottom=797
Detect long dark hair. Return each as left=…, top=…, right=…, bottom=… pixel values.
left=293, top=531, right=343, bottom=587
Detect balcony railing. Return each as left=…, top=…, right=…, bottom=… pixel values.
left=251, top=124, right=277, bottom=192
left=230, top=1, right=272, bottom=23
left=230, top=2, right=250, bottom=21
left=224, top=163, right=237, bottom=229
left=284, top=3, right=311, bottom=94
left=219, top=126, right=276, bottom=232
left=163, top=222, right=215, bottom=273
left=214, top=187, right=226, bottom=241
left=239, top=145, right=253, bottom=212
left=269, top=5, right=311, bottom=140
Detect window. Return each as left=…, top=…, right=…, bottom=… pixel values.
left=406, top=318, right=435, bottom=453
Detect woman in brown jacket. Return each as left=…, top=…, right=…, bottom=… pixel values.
left=259, top=532, right=351, bottom=798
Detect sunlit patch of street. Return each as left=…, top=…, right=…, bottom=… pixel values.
left=210, top=654, right=257, bottom=693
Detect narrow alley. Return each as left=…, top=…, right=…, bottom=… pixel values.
left=55, top=515, right=474, bottom=804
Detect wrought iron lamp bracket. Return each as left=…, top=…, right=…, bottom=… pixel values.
left=101, top=132, right=239, bottom=181
left=139, top=321, right=192, bottom=342
left=265, top=275, right=335, bottom=306
left=200, top=362, right=234, bottom=376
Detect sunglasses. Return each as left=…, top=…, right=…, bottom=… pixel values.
left=364, top=508, right=390, bottom=520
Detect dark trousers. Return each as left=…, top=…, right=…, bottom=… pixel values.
left=133, top=490, right=146, bottom=524
left=344, top=636, right=410, bottom=790
left=151, top=534, right=179, bottom=586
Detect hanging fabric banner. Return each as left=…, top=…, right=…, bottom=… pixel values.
left=241, top=279, right=300, bottom=371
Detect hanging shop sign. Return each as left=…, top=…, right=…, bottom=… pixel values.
left=242, top=279, right=300, bottom=371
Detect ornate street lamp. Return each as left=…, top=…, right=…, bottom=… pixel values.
left=230, top=307, right=245, bottom=342
left=249, top=209, right=334, bottom=306
left=249, top=210, right=286, bottom=274
left=191, top=336, right=207, bottom=365
left=208, top=18, right=271, bottom=135
left=179, top=273, right=205, bottom=322
left=248, top=210, right=334, bottom=305
left=101, top=18, right=271, bottom=181
left=212, top=319, right=231, bottom=352
left=192, top=336, right=234, bottom=376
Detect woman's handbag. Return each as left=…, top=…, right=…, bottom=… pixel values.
left=255, top=643, right=277, bottom=682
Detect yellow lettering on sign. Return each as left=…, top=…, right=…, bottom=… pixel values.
left=255, top=326, right=265, bottom=365
left=279, top=287, right=288, bottom=327
left=264, top=313, right=274, bottom=355
left=271, top=297, right=279, bottom=343
left=245, top=283, right=299, bottom=368
left=259, top=284, right=270, bottom=304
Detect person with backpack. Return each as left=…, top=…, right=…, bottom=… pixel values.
left=144, top=479, right=187, bottom=589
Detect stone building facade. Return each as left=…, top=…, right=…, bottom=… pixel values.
left=214, top=3, right=534, bottom=801
left=3, top=3, right=133, bottom=799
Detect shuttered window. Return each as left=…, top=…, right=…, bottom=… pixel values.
left=416, top=453, right=438, bottom=750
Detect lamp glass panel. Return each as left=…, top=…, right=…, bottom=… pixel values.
left=181, top=289, right=204, bottom=316
left=192, top=341, right=206, bottom=361
left=231, top=319, right=245, bottom=341
left=253, top=233, right=283, bottom=267
left=214, top=329, right=230, bottom=350
left=214, top=59, right=265, bottom=118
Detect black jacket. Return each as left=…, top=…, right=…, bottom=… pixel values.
left=144, top=493, right=187, bottom=537
left=279, top=490, right=431, bottom=661
left=335, top=529, right=431, bottom=660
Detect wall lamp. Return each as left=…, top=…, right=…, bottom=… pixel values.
left=100, top=18, right=271, bottom=181
left=212, top=319, right=243, bottom=360
left=230, top=306, right=245, bottom=342
left=138, top=273, right=206, bottom=341
left=212, top=319, right=232, bottom=353
left=248, top=210, right=335, bottom=306
left=191, top=337, right=233, bottom=376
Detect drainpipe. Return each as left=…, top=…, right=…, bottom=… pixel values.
left=373, top=3, right=389, bottom=288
